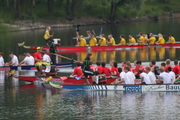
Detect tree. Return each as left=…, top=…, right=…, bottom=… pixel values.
left=14, top=0, right=20, bottom=19
left=110, top=0, right=144, bottom=21
left=48, top=0, right=54, bottom=13
left=65, top=0, right=83, bottom=21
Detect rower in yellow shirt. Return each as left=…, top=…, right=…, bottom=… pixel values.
left=128, top=35, right=137, bottom=45
left=107, top=34, right=116, bottom=46
left=156, top=33, right=165, bottom=44
left=148, top=33, right=156, bottom=45
left=86, top=31, right=97, bottom=46
left=118, top=35, right=126, bottom=45
left=98, top=34, right=107, bottom=46
left=166, top=33, right=176, bottom=44
left=137, top=33, right=146, bottom=45
left=76, top=32, right=87, bottom=46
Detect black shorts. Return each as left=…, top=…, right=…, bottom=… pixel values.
left=83, top=70, right=94, bottom=78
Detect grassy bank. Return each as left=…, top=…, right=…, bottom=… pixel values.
left=0, top=24, right=19, bottom=32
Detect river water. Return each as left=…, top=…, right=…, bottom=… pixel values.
left=1, top=20, right=180, bottom=119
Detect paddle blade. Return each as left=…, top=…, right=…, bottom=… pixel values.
left=75, top=76, right=82, bottom=80
left=60, top=77, right=68, bottom=81
left=49, top=82, right=60, bottom=88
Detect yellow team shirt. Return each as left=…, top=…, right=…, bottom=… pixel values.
left=99, top=38, right=106, bottom=46
left=44, top=30, right=50, bottom=39
left=79, top=38, right=86, bottom=46
left=129, top=37, right=136, bottom=44
left=89, top=37, right=97, bottom=46
left=120, top=38, right=126, bottom=45
left=169, top=37, right=176, bottom=44
left=158, top=37, right=165, bottom=44
left=109, top=38, right=116, bottom=46
left=149, top=37, right=156, bottom=45
left=139, top=36, right=146, bottom=45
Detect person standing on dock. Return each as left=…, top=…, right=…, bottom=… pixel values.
left=44, top=27, right=53, bottom=46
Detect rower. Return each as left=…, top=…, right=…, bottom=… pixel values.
left=118, top=35, right=126, bottom=46
left=96, top=61, right=103, bottom=74
left=157, top=67, right=171, bottom=84
left=139, top=69, right=151, bottom=84
left=34, top=47, right=50, bottom=76
left=42, top=50, right=51, bottom=64
left=156, top=33, right=165, bottom=44
left=0, top=52, right=4, bottom=66
left=127, top=35, right=137, bottom=45
left=107, top=34, right=116, bottom=46
left=149, top=60, right=160, bottom=77
left=166, top=33, right=176, bottom=44
left=86, top=31, right=97, bottom=46
left=76, top=31, right=87, bottom=46
left=44, top=27, right=53, bottom=46
left=5, top=52, right=19, bottom=66
left=110, top=62, right=119, bottom=78
left=101, top=62, right=111, bottom=77
left=167, top=67, right=175, bottom=84
left=137, top=33, right=146, bottom=45
left=172, top=60, right=180, bottom=76
left=19, top=52, right=34, bottom=66
left=134, top=60, right=145, bottom=79
left=70, top=62, right=83, bottom=78
left=164, top=59, right=172, bottom=72
left=98, top=34, right=107, bottom=46
left=147, top=33, right=156, bottom=45
left=146, top=67, right=156, bottom=84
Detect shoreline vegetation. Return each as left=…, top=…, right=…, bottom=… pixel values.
left=0, top=0, right=180, bottom=32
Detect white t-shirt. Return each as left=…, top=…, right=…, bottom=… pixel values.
left=147, top=72, right=156, bottom=84
left=168, top=71, right=176, bottom=84
left=120, top=71, right=126, bottom=84
left=124, top=71, right=135, bottom=84
left=24, top=56, right=34, bottom=65
left=12, top=55, right=19, bottom=66
left=140, top=72, right=151, bottom=84
left=159, top=72, right=171, bottom=84
left=0, top=56, right=4, bottom=66
left=43, top=54, right=51, bottom=63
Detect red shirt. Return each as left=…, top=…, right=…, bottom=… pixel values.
left=164, top=65, right=172, bottom=72
left=111, top=66, right=119, bottom=77
left=73, top=66, right=83, bottom=77
left=134, top=65, right=145, bottom=75
left=97, top=66, right=103, bottom=74
left=130, top=67, right=135, bottom=73
left=173, top=65, right=180, bottom=75
left=102, top=67, right=111, bottom=76
left=90, top=65, right=96, bottom=71
left=34, top=52, right=42, bottom=63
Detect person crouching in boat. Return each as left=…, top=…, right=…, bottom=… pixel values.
left=166, top=33, right=176, bottom=44
left=118, top=35, right=126, bottom=46
left=127, top=35, right=137, bottom=46
left=86, top=31, right=97, bottom=46
left=70, top=62, right=83, bottom=78
left=147, top=33, right=156, bottom=45
left=156, top=33, right=165, bottom=44
left=34, top=47, right=50, bottom=76
left=76, top=31, right=87, bottom=46
left=44, top=27, right=53, bottom=46
left=19, top=52, right=34, bottom=66
left=107, top=34, right=116, bottom=46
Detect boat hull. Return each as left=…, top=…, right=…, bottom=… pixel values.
left=0, top=63, right=74, bottom=71
left=60, top=84, right=180, bottom=92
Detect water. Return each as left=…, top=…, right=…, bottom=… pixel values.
left=1, top=20, right=180, bottom=119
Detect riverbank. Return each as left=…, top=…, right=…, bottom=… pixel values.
left=2, top=12, right=180, bottom=32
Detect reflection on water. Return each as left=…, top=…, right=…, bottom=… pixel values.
left=72, top=47, right=178, bottom=63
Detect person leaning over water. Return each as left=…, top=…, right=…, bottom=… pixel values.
left=44, top=27, right=53, bottom=46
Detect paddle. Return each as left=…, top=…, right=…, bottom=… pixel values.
left=100, top=27, right=103, bottom=35
left=17, top=42, right=30, bottom=49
